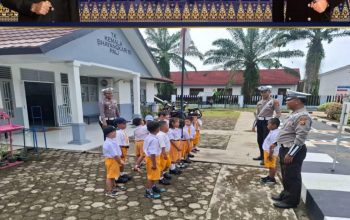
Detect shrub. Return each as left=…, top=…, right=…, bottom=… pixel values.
left=323, top=102, right=342, bottom=120
left=318, top=102, right=336, bottom=112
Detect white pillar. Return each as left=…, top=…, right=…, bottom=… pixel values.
left=238, top=95, right=244, bottom=108
left=67, top=62, right=89, bottom=145
left=11, top=66, right=29, bottom=128
left=0, top=84, right=3, bottom=110
left=133, top=75, right=141, bottom=116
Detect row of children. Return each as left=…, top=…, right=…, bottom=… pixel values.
left=102, top=111, right=203, bottom=199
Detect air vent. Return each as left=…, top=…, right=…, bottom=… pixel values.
left=80, top=76, right=89, bottom=84
left=61, top=73, right=68, bottom=84
left=0, top=66, right=12, bottom=79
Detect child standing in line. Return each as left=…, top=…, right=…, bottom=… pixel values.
left=143, top=121, right=165, bottom=199
left=157, top=121, right=172, bottom=185
left=103, top=126, right=124, bottom=198
left=157, top=111, right=167, bottom=122
left=132, top=117, right=149, bottom=172
left=184, top=116, right=196, bottom=161
left=168, top=117, right=182, bottom=175
left=115, top=117, right=132, bottom=183
left=261, top=118, right=281, bottom=184
left=181, top=117, right=192, bottom=164
left=192, top=114, right=202, bottom=153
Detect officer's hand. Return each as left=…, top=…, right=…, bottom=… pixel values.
left=31, top=1, right=53, bottom=15
left=151, top=165, right=157, bottom=170
left=163, top=154, right=168, bottom=160
left=284, top=155, right=294, bottom=164
left=252, top=127, right=256, bottom=132
left=309, top=0, right=329, bottom=13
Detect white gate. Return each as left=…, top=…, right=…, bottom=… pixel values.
left=1, top=80, right=14, bottom=117
left=58, top=85, right=72, bottom=126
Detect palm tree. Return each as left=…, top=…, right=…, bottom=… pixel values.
left=144, top=28, right=203, bottom=97
left=203, top=28, right=304, bottom=97
left=276, top=28, right=350, bottom=95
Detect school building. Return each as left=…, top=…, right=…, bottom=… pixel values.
left=170, top=69, right=300, bottom=96
left=319, top=64, right=350, bottom=96
left=0, top=28, right=168, bottom=145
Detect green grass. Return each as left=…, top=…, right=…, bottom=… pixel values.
left=202, top=109, right=241, bottom=118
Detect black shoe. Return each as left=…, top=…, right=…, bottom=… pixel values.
left=260, top=161, right=265, bottom=166
left=152, top=185, right=166, bottom=193
left=115, top=176, right=128, bottom=184
left=273, top=201, right=297, bottom=209
left=183, top=158, right=192, bottom=164
left=159, top=178, right=171, bottom=185
left=253, top=156, right=263, bottom=161
left=169, top=169, right=182, bottom=175
left=188, top=154, right=195, bottom=158
left=261, top=176, right=276, bottom=184
left=271, top=194, right=284, bottom=201
left=260, top=176, right=269, bottom=182
left=163, top=173, right=172, bottom=180
left=121, top=174, right=132, bottom=181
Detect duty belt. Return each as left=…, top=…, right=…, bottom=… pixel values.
left=105, top=117, right=116, bottom=120
left=258, top=117, right=272, bottom=120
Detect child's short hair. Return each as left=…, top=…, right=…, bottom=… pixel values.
left=132, top=118, right=143, bottom=126
left=269, top=118, right=280, bottom=127
left=179, top=119, right=185, bottom=128
left=158, top=111, right=166, bottom=117
left=169, top=117, right=179, bottom=129
left=147, top=121, right=160, bottom=133
left=185, top=116, right=193, bottom=121
left=159, top=120, right=168, bottom=129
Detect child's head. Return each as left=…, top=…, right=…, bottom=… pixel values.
left=184, top=116, right=192, bottom=126
left=159, top=121, right=169, bottom=133
left=165, top=113, right=170, bottom=120
left=115, top=117, right=127, bottom=129
left=145, top=115, right=154, bottom=122
left=158, top=111, right=166, bottom=120
left=147, top=121, right=160, bottom=134
left=132, top=117, right=144, bottom=126
left=267, top=118, right=280, bottom=131
left=179, top=119, right=185, bottom=128
left=103, top=126, right=117, bottom=139
left=169, top=117, right=180, bottom=129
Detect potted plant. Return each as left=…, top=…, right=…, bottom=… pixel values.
left=15, top=149, right=28, bottom=162
left=0, top=146, right=8, bottom=167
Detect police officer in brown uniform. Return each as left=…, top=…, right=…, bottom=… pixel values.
left=99, top=88, right=120, bottom=139
left=1, top=0, right=79, bottom=22
left=253, top=86, right=281, bottom=165
left=272, top=0, right=344, bottom=22
left=272, top=90, right=312, bottom=209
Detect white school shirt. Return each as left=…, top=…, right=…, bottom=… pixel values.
left=185, top=124, right=196, bottom=139
left=116, top=129, right=129, bottom=147
left=194, top=119, right=203, bottom=131
left=103, top=137, right=122, bottom=158
left=157, top=131, right=171, bottom=152
left=262, top=129, right=280, bottom=156
left=168, top=128, right=182, bottom=140
left=182, top=127, right=190, bottom=140
left=143, top=134, right=162, bottom=157
left=134, top=125, right=149, bottom=141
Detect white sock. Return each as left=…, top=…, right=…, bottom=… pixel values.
left=121, top=172, right=126, bottom=176
left=170, top=164, right=176, bottom=170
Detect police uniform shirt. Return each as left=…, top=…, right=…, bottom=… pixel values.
left=257, top=97, right=281, bottom=118
left=277, top=107, right=312, bottom=147
left=116, top=129, right=129, bottom=147
left=134, top=125, right=149, bottom=141
left=143, top=134, right=162, bottom=157
left=157, top=131, right=171, bottom=152
left=1, top=0, right=80, bottom=22
left=103, top=137, right=122, bottom=158
left=262, top=129, right=281, bottom=156
left=99, top=98, right=119, bottom=119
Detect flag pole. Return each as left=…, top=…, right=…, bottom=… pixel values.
left=180, top=29, right=186, bottom=119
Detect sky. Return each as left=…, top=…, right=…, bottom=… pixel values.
left=140, top=28, right=350, bottom=80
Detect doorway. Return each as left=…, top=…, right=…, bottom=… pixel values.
left=25, top=82, right=56, bottom=127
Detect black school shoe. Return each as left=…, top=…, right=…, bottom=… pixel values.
left=121, top=174, right=132, bottom=181
left=273, top=201, right=297, bottom=209
left=169, top=168, right=182, bottom=175
left=163, top=173, right=172, bottom=180
left=152, top=185, right=166, bottom=193
left=159, top=178, right=171, bottom=185
left=261, top=176, right=276, bottom=184
left=253, top=156, right=263, bottom=161
left=115, top=176, right=128, bottom=184
left=188, top=153, right=195, bottom=158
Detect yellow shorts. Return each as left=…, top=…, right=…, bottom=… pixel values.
left=181, top=140, right=189, bottom=158
left=135, top=141, right=145, bottom=157
left=170, top=141, right=181, bottom=162
left=264, top=151, right=277, bottom=169
left=121, top=147, right=128, bottom=163
left=105, top=158, right=120, bottom=179
left=188, top=140, right=194, bottom=153
left=193, top=132, right=200, bottom=146
left=145, top=156, right=161, bottom=181
left=160, top=153, right=171, bottom=171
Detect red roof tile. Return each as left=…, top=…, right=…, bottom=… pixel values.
left=170, top=69, right=300, bottom=86
left=0, top=28, right=78, bottom=49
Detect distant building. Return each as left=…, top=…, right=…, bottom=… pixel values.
left=170, top=69, right=300, bottom=96
left=319, top=65, right=350, bottom=96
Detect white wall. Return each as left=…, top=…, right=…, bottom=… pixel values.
left=319, top=67, right=350, bottom=95
left=117, top=80, right=131, bottom=104
left=146, top=81, right=156, bottom=103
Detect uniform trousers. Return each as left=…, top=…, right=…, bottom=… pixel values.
left=257, top=119, right=269, bottom=159
left=278, top=145, right=307, bottom=205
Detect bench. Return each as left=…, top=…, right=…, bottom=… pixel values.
left=83, top=114, right=99, bottom=125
